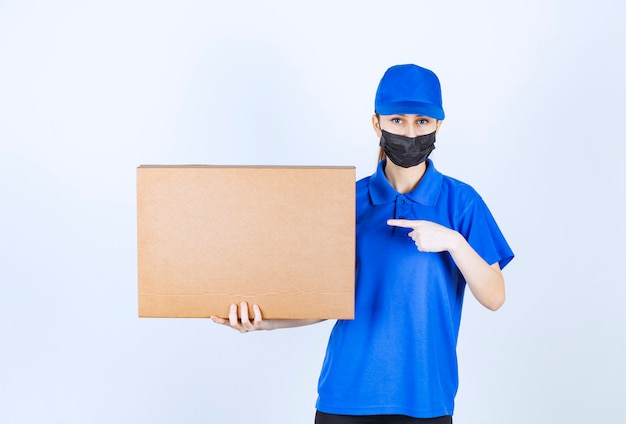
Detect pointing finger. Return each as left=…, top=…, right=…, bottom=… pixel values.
left=387, top=219, right=416, bottom=228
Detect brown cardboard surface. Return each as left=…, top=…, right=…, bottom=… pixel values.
left=137, top=165, right=355, bottom=319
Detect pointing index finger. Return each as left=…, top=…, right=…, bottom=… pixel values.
left=387, top=219, right=415, bottom=228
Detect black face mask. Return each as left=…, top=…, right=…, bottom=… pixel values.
left=379, top=129, right=436, bottom=168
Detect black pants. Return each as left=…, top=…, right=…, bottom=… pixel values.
left=315, top=411, right=452, bottom=424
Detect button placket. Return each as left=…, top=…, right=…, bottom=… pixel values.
left=396, top=195, right=411, bottom=220
left=392, top=195, right=412, bottom=238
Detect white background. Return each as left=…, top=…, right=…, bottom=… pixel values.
left=1, top=1, right=625, bottom=423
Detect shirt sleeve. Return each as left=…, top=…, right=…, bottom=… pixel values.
left=457, top=195, right=514, bottom=270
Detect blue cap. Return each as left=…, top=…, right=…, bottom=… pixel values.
left=374, top=64, right=445, bottom=120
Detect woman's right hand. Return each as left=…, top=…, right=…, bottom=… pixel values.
left=210, top=301, right=325, bottom=333
left=210, top=302, right=272, bottom=333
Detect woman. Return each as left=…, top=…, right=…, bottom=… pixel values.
left=211, top=64, right=514, bottom=424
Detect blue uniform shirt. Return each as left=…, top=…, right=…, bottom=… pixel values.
left=316, top=159, right=514, bottom=418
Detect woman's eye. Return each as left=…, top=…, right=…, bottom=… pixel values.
left=418, top=119, right=428, bottom=125
left=392, top=118, right=402, bottom=124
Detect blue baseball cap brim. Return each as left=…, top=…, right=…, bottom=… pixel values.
left=375, top=101, right=445, bottom=120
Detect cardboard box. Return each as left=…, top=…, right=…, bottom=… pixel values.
left=137, top=165, right=355, bottom=319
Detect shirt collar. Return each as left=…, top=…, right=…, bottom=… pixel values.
left=369, top=158, right=443, bottom=206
